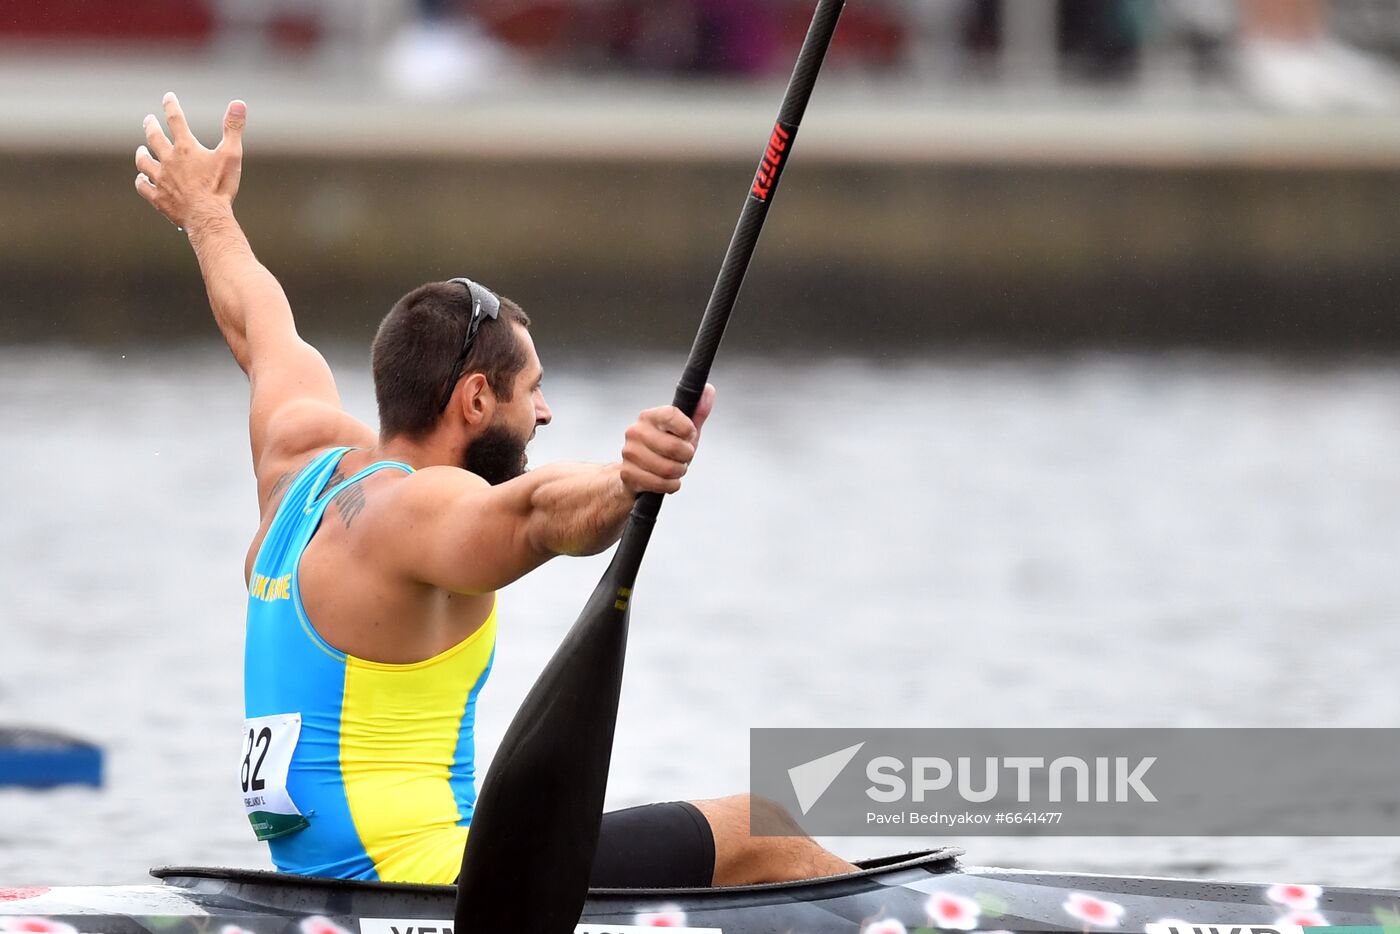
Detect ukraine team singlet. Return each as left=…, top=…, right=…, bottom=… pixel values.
left=241, top=447, right=496, bottom=883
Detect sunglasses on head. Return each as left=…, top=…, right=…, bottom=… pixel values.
left=439, top=277, right=502, bottom=412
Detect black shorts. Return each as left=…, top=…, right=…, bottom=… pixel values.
left=590, top=801, right=715, bottom=888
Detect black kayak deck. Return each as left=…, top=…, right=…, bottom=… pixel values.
left=7, top=850, right=1400, bottom=933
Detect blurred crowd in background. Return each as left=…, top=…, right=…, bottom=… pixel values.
left=4, top=0, right=1400, bottom=111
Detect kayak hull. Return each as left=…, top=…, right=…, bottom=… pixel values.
left=3, top=850, right=1397, bottom=933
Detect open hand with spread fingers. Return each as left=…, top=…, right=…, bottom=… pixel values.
left=134, top=92, right=246, bottom=230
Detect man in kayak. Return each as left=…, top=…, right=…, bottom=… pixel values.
left=133, top=93, right=857, bottom=888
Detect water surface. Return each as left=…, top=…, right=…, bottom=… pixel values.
left=2, top=346, right=1399, bottom=886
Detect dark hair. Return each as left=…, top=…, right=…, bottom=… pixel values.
left=372, top=280, right=532, bottom=439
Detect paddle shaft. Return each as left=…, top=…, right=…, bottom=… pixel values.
left=632, top=0, right=847, bottom=529
left=455, top=5, right=844, bottom=931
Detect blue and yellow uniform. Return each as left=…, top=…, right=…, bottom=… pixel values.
left=241, top=447, right=496, bottom=883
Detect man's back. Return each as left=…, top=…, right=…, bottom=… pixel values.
left=243, top=446, right=496, bottom=883
left=251, top=442, right=500, bottom=665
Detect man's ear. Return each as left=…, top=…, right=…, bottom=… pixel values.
left=458, top=373, right=495, bottom=426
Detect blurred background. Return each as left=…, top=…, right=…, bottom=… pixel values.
left=2, top=0, right=1400, bottom=346
left=3, top=0, right=1400, bottom=893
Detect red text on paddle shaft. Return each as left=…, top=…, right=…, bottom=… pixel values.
left=752, top=123, right=793, bottom=201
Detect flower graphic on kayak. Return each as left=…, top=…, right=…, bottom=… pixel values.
left=925, top=892, right=981, bottom=930
left=1276, top=910, right=1327, bottom=927
left=634, top=903, right=687, bottom=927
left=0, top=890, right=48, bottom=904
left=1063, top=893, right=1125, bottom=927
left=862, top=919, right=907, bottom=934
left=299, top=916, right=351, bottom=934
left=1266, top=884, right=1322, bottom=911
left=0, top=918, right=78, bottom=934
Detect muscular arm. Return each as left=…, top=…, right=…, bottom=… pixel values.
left=184, top=207, right=296, bottom=378
left=383, top=388, right=715, bottom=595
left=522, top=462, right=633, bottom=557
left=135, top=94, right=373, bottom=481
left=389, top=463, right=631, bottom=594
left=181, top=207, right=366, bottom=468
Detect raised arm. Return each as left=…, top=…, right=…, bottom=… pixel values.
left=134, top=93, right=374, bottom=495
left=381, top=389, right=715, bottom=594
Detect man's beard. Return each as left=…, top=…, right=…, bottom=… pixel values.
left=463, top=420, right=530, bottom=486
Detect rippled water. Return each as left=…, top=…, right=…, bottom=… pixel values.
left=2, top=345, right=1399, bottom=886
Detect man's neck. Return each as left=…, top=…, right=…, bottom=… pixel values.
left=373, top=432, right=459, bottom=471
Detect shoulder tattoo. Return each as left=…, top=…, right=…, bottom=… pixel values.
left=266, top=470, right=296, bottom=507
left=332, top=484, right=367, bottom=529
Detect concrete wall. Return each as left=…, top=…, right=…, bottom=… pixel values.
left=3, top=150, right=1397, bottom=352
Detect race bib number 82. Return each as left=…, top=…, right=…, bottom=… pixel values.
left=240, top=713, right=309, bottom=840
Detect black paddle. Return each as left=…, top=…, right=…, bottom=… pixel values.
left=455, top=3, right=845, bottom=930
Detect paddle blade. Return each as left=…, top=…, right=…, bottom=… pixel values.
left=454, top=536, right=642, bottom=934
